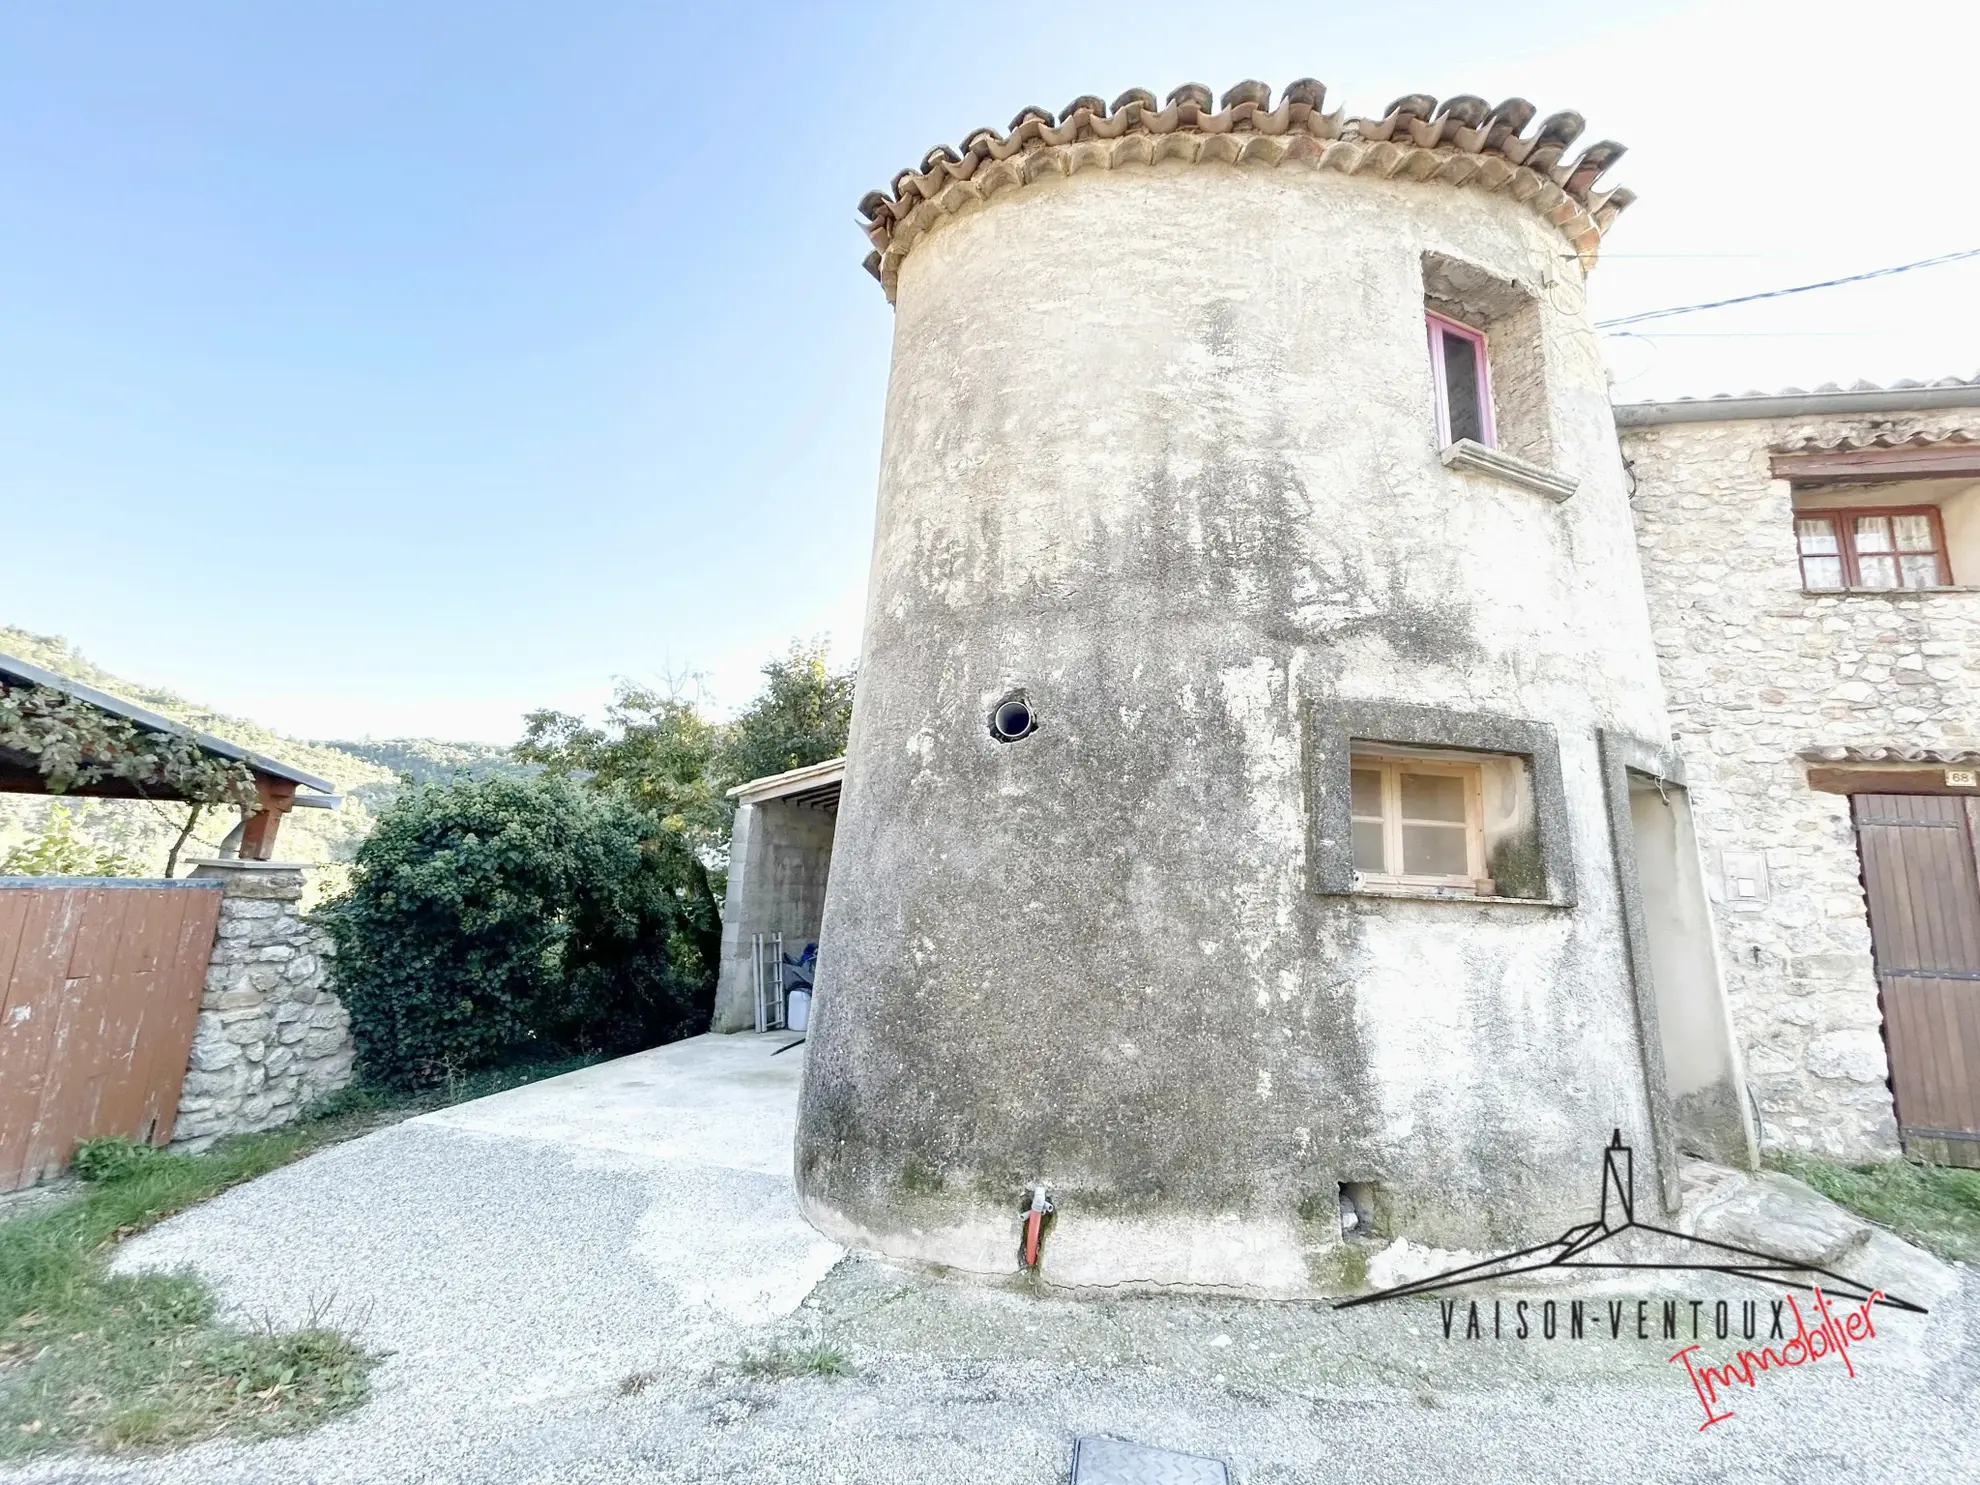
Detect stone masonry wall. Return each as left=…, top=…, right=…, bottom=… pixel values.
left=1622, top=407, right=1980, bottom=1161
left=171, top=862, right=354, bottom=1148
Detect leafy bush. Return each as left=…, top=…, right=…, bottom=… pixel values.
left=69, top=1136, right=159, bottom=1184
left=515, top=640, right=854, bottom=853
left=320, top=775, right=716, bottom=1087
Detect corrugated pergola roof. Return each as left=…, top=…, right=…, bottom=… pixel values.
left=0, top=650, right=337, bottom=797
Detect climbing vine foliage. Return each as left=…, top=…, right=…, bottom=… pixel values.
left=0, top=683, right=258, bottom=806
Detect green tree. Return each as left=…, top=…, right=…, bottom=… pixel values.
left=515, top=682, right=727, bottom=968
left=517, top=683, right=728, bottom=851
left=320, top=775, right=714, bottom=1087
left=0, top=804, right=147, bottom=878
left=509, top=640, right=855, bottom=951
left=717, top=641, right=856, bottom=787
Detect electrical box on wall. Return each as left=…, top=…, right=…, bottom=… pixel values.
left=1718, top=850, right=1771, bottom=910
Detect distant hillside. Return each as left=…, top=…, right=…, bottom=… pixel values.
left=0, top=626, right=520, bottom=896
left=317, top=737, right=520, bottom=781
left=309, top=736, right=532, bottom=812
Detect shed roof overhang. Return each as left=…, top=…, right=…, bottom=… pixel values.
left=727, top=756, right=845, bottom=811
left=1800, top=744, right=1980, bottom=799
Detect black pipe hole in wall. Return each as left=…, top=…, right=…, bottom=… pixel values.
left=989, top=692, right=1036, bottom=743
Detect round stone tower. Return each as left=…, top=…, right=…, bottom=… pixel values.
left=799, top=80, right=1675, bottom=1295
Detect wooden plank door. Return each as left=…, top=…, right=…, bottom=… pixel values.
left=0, top=881, right=223, bottom=1192
left=1853, top=794, right=1980, bottom=1167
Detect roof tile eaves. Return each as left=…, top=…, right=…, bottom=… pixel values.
left=859, top=80, right=1630, bottom=300
left=1800, top=744, right=1980, bottom=766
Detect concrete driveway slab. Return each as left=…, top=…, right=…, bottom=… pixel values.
left=5, top=1031, right=1976, bottom=1485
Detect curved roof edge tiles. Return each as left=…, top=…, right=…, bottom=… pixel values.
left=856, top=81, right=1633, bottom=301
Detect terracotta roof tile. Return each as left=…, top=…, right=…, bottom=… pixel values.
left=1657, top=373, right=1980, bottom=407
left=858, top=80, right=1632, bottom=302
left=1778, top=428, right=1979, bottom=454
left=1801, top=744, right=1980, bottom=766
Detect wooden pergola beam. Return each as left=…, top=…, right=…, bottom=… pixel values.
left=1772, top=445, right=1980, bottom=486
left=1, top=757, right=303, bottom=859
left=237, top=776, right=298, bottom=861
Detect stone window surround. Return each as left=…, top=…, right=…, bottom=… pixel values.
left=1307, top=698, right=1576, bottom=906
left=1420, top=252, right=1579, bottom=502
left=1440, top=438, right=1579, bottom=502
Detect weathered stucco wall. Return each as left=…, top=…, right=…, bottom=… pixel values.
left=711, top=800, right=836, bottom=1033
left=799, top=157, right=1679, bottom=1293
left=1622, top=409, right=1980, bottom=1161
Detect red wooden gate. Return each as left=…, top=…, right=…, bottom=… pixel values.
left=0, top=879, right=224, bottom=1192
left=1853, top=794, right=1980, bottom=1168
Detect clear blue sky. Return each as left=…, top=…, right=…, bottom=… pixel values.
left=4, top=1, right=1976, bottom=741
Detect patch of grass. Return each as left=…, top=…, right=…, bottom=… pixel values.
left=0, top=1131, right=379, bottom=1459
left=0, top=1051, right=605, bottom=1459
left=737, top=1342, right=851, bottom=1381
left=1768, top=1153, right=1980, bottom=1265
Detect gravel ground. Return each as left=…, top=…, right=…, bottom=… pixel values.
left=5, top=1034, right=1975, bottom=1484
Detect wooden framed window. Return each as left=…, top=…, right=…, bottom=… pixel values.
left=1794, top=506, right=1950, bottom=590
left=1349, top=754, right=1493, bottom=895
left=1426, top=312, right=1494, bottom=449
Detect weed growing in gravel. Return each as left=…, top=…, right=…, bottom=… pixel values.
left=0, top=1131, right=377, bottom=1458
left=1768, top=1153, right=1980, bottom=1264
left=738, top=1342, right=851, bottom=1380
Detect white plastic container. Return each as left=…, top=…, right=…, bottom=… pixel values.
left=786, top=988, right=811, bottom=1032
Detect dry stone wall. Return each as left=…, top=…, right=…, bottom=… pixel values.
left=171, top=862, right=353, bottom=1148
left=1623, top=408, right=1980, bottom=1162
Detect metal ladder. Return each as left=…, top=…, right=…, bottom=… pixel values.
left=752, top=931, right=786, bottom=1032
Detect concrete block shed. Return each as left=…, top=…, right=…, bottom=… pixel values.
left=711, top=758, right=842, bottom=1034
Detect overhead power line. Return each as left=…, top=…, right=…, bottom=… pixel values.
left=1594, top=246, right=1980, bottom=330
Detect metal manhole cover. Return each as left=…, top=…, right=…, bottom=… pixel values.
left=1070, top=1435, right=1230, bottom=1485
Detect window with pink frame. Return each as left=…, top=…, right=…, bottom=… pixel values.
left=1426, top=312, right=1494, bottom=449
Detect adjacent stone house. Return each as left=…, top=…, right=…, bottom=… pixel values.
left=1619, top=380, right=1980, bottom=1168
